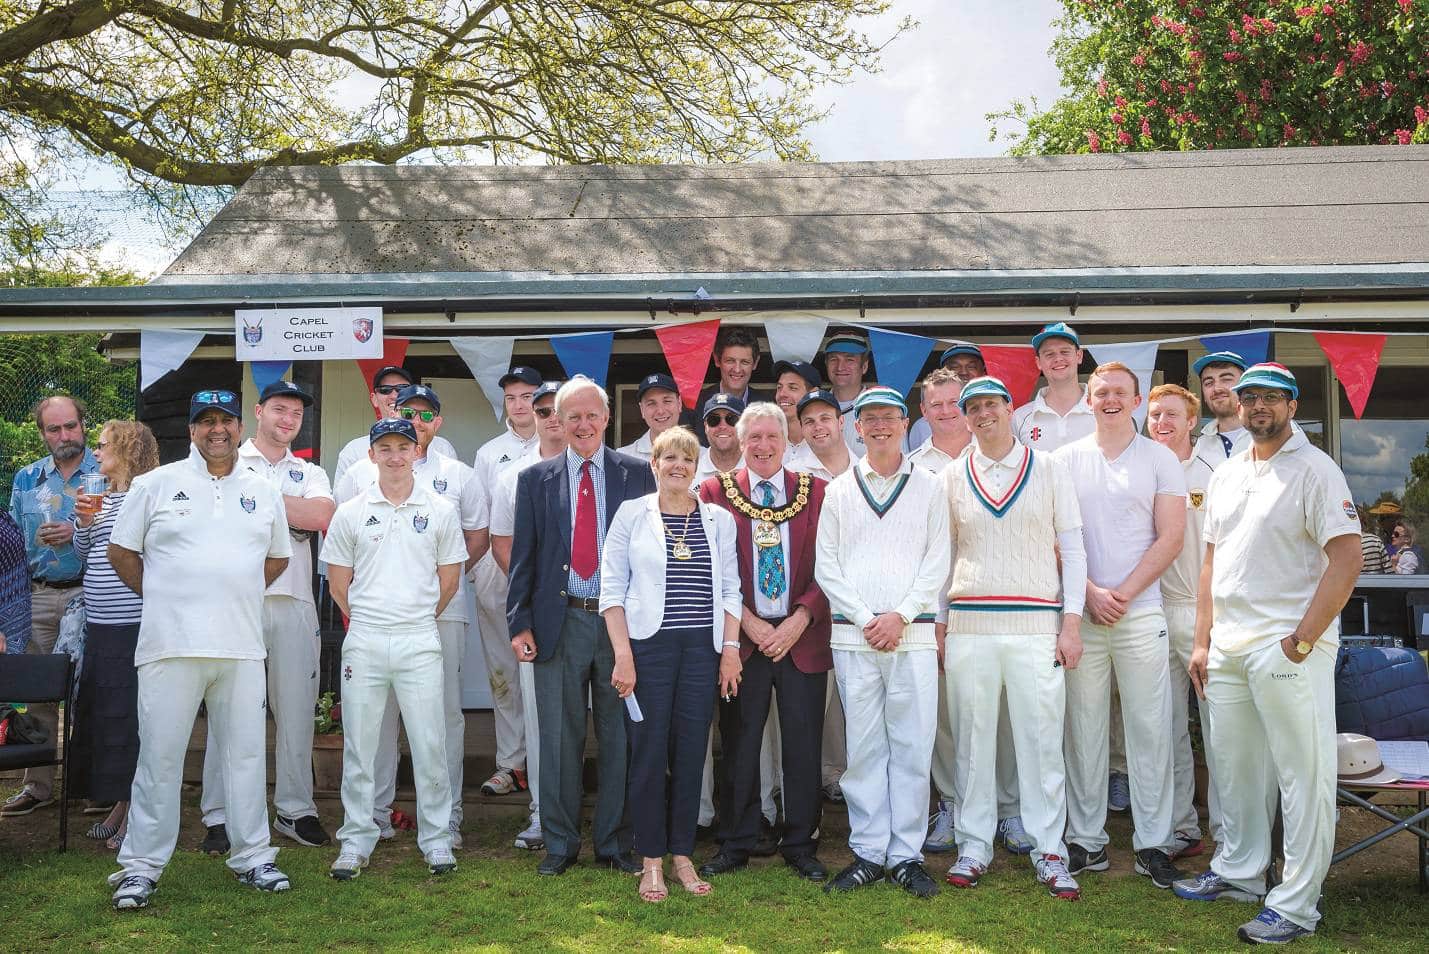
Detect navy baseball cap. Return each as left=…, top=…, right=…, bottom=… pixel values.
left=370, top=365, right=413, bottom=388
left=940, top=344, right=984, bottom=366
left=499, top=366, right=543, bottom=388
left=797, top=388, right=841, bottom=417
left=395, top=383, right=441, bottom=413
left=702, top=393, right=747, bottom=420
left=369, top=418, right=418, bottom=445
left=258, top=379, right=313, bottom=406
left=637, top=373, right=679, bottom=399
left=189, top=389, right=241, bottom=423
left=532, top=380, right=562, bottom=403
left=773, top=360, right=821, bottom=389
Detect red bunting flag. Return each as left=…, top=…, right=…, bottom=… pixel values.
left=355, top=337, right=410, bottom=418
left=1313, top=332, right=1386, bottom=420
left=655, top=319, right=721, bottom=410
left=978, top=344, right=1043, bottom=408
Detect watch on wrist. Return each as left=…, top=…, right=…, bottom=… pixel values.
left=1294, top=638, right=1312, bottom=656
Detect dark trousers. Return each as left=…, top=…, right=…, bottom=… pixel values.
left=626, top=627, right=719, bottom=858
left=717, top=645, right=827, bottom=859
left=533, top=608, right=630, bottom=858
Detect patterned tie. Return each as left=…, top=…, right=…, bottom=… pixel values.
left=756, top=480, right=787, bottom=601
left=571, top=460, right=598, bottom=578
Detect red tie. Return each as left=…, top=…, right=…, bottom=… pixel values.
left=571, top=459, right=598, bottom=578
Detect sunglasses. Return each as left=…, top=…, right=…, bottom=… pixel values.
left=1392, top=529, right=1407, bottom=537
left=194, top=390, right=236, bottom=404
left=534, top=406, right=557, bottom=419
left=374, top=384, right=405, bottom=395
left=399, top=407, right=437, bottom=422
left=705, top=412, right=739, bottom=427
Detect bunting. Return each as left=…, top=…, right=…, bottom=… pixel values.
left=1313, top=332, right=1387, bottom=420
left=1198, top=330, right=1271, bottom=368
left=866, top=327, right=935, bottom=398
left=655, top=318, right=721, bottom=409
left=550, top=332, right=615, bottom=388
left=978, top=345, right=1042, bottom=407
left=139, top=329, right=205, bottom=392
left=764, top=315, right=830, bottom=366
left=451, top=336, right=516, bottom=421
left=249, top=360, right=292, bottom=395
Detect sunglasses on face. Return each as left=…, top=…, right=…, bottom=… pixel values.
left=1392, top=529, right=1407, bottom=538
left=399, top=407, right=437, bottom=422
left=535, top=406, right=558, bottom=419
left=374, top=384, right=405, bottom=395
left=194, top=390, right=236, bottom=404
left=705, top=412, right=739, bottom=427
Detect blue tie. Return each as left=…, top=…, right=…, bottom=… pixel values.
left=757, top=480, right=787, bottom=601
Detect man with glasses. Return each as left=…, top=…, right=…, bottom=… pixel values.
left=1177, top=364, right=1361, bottom=946
left=694, top=393, right=746, bottom=485
left=333, top=366, right=457, bottom=489
left=471, top=366, right=543, bottom=800
left=1191, top=352, right=1251, bottom=467
left=335, top=384, right=488, bottom=849
left=4, top=394, right=98, bottom=818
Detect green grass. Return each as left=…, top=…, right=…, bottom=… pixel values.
left=2, top=817, right=1423, bottom=952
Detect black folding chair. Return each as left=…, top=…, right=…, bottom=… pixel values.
left=0, top=654, right=77, bottom=851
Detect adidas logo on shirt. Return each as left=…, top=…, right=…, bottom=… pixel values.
left=364, top=515, right=380, bottom=526
left=172, top=491, right=190, bottom=501
left=499, top=454, right=512, bottom=463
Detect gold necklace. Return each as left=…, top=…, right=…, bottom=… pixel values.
left=665, top=507, right=695, bottom=560
left=719, top=472, right=812, bottom=524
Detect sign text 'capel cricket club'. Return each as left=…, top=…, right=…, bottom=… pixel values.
left=234, top=306, right=385, bottom=361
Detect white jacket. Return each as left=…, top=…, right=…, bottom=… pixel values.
left=598, top=493, right=743, bottom=652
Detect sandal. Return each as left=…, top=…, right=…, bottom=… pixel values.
left=106, top=829, right=125, bottom=852
left=638, top=861, right=667, bottom=903
left=671, top=858, right=712, bottom=896
left=87, top=820, right=120, bottom=841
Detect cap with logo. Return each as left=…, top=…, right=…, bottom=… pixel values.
left=189, top=389, right=242, bottom=423
left=1031, top=322, right=1080, bottom=351
left=1231, top=362, right=1299, bottom=400
left=637, top=373, right=679, bottom=399
left=957, top=375, right=1013, bottom=412
left=940, top=344, right=984, bottom=366
left=823, top=332, right=869, bottom=356
left=395, top=383, right=442, bottom=413
left=258, top=379, right=314, bottom=407
left=532, top=380, right=563, bottom=403
left=772, top=359, right=821, bottom=390
left=370, top=365, right=414, bottom=388
left=852, top=386, right=908, bottom=418
left=1192, top=351, right=1249, bottom=377
left=370, top=418, right=419, bottom=445
left=1336, top=732, right=1400, bottom=785
left=702, top=392, right=747, bottom=420
left=499, top=366, right=543, bottom=388
left=797, top=388, right=841, bottom=417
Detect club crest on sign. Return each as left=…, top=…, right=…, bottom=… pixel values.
left=432, top=478, right=448, bottom=494
left=413, top=512, right=429, bottom=533
left=353, top=317, right=375, bottom=343
left=240, top=495, right=257, bottom=513
left=242, top=315, right=263, bottom=345
left=1189, top=490, right=1205, bottom=509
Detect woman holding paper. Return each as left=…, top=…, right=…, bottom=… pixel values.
left=600, top=426, right=743, bottom=903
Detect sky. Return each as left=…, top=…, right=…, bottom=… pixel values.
left=64, top=0, right=1067, bottom=274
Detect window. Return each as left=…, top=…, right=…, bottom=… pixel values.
left=1337, top=365, right=1429, bottom=542
left=1284, top=364, right=1327, bottom=452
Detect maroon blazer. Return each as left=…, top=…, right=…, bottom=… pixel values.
left=698, top=468, right=832, bottom=674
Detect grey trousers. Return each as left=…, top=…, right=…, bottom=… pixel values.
left=533, top=608, right=630, bottom=858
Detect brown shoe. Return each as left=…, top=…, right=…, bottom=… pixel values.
left=2, top=791, right=55, bottom=816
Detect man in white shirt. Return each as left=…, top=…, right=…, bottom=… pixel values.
left=1191, top=352, right=1251, bottom=468
left=470, top=366, right=543, bottom=799
left=618, top=373, right=681, bottom=458
left=694, top=393, right=746, bottom=485
left=816, top=387, right=951, bottom=899
left=1147, top=383, right=1220, bottom=860
left=909, top=344, right=985, bottom=447
left=107, top=389, right=293, bottom=910
left=1056, top=361, right=1187, bottom=890
left=1178, top=364, right=1362, bottom=946
left=680, top=326, right=771, bottom=441
left=199, top=380, right=336, bottom=855
left=772, top=360, right=821, bottom=470
left=1012, top=323, right=1094, bottom=451
left=322, top=418, right=467, bottom=881
left=822, top=333, right=872, bottom=457
left=335, top=384, right=488, bottom=847
left=795, top=389, right=852, bottom=485
left=332, top=366, right=456, bottom=488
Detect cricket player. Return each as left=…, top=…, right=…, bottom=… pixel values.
left=1191, top=351, right=1251, bottom=468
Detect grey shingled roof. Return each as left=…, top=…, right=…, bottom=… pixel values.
left=162, top=145, right=1429, bottom=279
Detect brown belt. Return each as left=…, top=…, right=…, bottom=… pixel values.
left=565, top=595, right=600, bottom=612
left=33, top=578, right=82, bottom=590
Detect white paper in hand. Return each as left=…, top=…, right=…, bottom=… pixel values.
left=625, top=693, right=644, bottom=723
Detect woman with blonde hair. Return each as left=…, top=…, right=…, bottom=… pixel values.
left=600, top=426, right=744, bottom=902
left=70, top=420, right=160, bottom=849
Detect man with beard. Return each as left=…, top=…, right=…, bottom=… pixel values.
left=332, top=366, right=457, bottom=489
left=619, top=374, right=682, bottom=458
left=1192, top=352, right=1251, bottom=466
left=1178, top=364, right=1361, bottom=946
left=4, top=394, right=99, bottom=817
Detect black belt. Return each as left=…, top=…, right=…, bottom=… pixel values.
left=33, top=578, right=81, bottom=590
left=565, top=595, right=600, bottom=612
left=759, top=615, right=788, bottom=626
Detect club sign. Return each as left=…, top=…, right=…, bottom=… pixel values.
left=234, top=306, right=384, bottom=361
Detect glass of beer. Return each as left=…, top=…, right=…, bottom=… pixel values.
left=76, top=474, right=109, bottom=517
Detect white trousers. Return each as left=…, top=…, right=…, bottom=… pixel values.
left=1065, top=604, right=1176, bottom=853
left=821, top=676, right=846, bottom=788
left=202, top=596, right=321, bottom=826
left=337, top=626, right=452, bottom=857
left=1206, top=641, right=1335, bottom=931
left=834, top=648, right=937, bottom=867
left=948, top=632, right=1068, bottom=866
left=473, top=556, right=526, bottom=771
left=930, top=675, right=1019, bottom=817
left=375, top=619, right=466, bottom=823
left=1165, top=602, right=1222, bottom=842
left=520, top=657, right=540, bottom=817
left=117, top=658, right=276, bottom=882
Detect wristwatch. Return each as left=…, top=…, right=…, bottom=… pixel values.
left=1293, top=637, right=1312, bottom=656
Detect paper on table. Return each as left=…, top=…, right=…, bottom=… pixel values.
left=1377, top=740, right=1429, bottom=780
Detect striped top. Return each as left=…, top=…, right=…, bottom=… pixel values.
left=72, top=492, right=143, bottom=625
left=658, top=511, right=714, bottom=630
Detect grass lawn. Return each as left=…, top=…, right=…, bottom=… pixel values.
left=2, top=809, right=1424, bottom=952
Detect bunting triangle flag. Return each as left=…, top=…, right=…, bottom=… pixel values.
left=1088, top=340, right=1160, bottom=427
left=139, top=329, right=205, bottom=392
left=1198, top=330, right=1271, bottom=369
left=764, top=315, right=830, bottom=366
left=249, top=361, right=292, bottom=396
left=866, top=327, right=935, bottom=398
left=550, top=332, right=615, bottom=389
left=979, top=345, right=1042, bottom=407
left=355, top=338, right=410, bottom=416
left=451, top=336, right=517, bottom=421
left=1313, top=332, right=1386, bottom=419
left=655, top=318, right=721, bottom=409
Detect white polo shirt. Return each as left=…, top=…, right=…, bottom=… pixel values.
left=907, top=438, right=965, bottom=474
left=321, top=484, right=467, bottom=632
left=1203, top=428, right=1360, bottom=657
left=1012, top=386, right=1096, bottom=451
left=1162, top=453, right=1216, bottom=604
left=1192, top=418, right=1250, bottom=472
left=333, top=431, right=456, bottom=491
left=489, top=446, right=570, bottom=539
left=474, top=424, right=539, bottom=507
left=111, top=448, right=292, bottom=666
left=1058, top=432, right=1188, bottom=608
left=616, top=429, right=654, bottom=460
left=335, top=451, right=486, bottom=622
left=237, top=439, right=332, bottom=604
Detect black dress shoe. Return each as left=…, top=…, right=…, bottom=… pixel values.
left=824, top=855, right=885, bottom=893
left=887, top=859, right=939, bottom=899
left=785, top=853, right=827, bottom=882
left=697, top=850, right=748, bottom=877
left=537, top=853, right=578, bottom=876
left=695, top=822, right=717, bottom=843
left=594, top=852, right=641, bottom=874
left=751, top=820, right=779, bottom=857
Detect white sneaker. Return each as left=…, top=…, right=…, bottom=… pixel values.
left=426, top=846, right=458, bottom=875
left=448, top=817, right=463, bottom=849
left=375, top=816, right=395, bottom=840
left=329, top=850, right=368, bottom=881
left=236, top=862, right=291, bottom=892
left=1034, top=854, right=1081, bottom=900
left=923, top=798, right=957, bottom=853
left=997, top=815, right=1035, bottom=855
left=514, top=815, right=544, bottom=851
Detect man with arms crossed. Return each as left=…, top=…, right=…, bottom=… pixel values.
left=1176, top=364, right=1361, bottom=946
left=1056, top=362, right=1187, bottom=889
left=107, top=390, right=292, bottom=909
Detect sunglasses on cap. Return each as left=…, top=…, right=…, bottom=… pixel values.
left=399, top=407, right=437, bottom=422
left=534, top=406, right=557, bottom=419
left=705, top=412, right=739, bottom=427
left=193, top=390, right=237, bottom=404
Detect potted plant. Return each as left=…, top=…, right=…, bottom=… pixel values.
left=312, top=691, right=344, bottom=794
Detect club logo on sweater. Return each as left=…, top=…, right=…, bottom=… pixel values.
left=432, top=477, right=448, bottom=494
left=172, top=491, right=189, bottom=502
left=240, top=495, right=257, bottom=513
left=364, top=515, right=380, bottom=527
left=413, top=512, right=429, bottom=533
left=289, top=468, right=304, bottom=483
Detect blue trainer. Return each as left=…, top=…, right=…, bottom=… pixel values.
left=1172, top=869, right=1264, bottom=903
left=1237, top=908, right=1313, bottom=945
left=1107, top=772, right=1131, bottom=813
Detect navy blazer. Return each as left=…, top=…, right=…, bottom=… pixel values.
left=506, top=447, right=656, bottom=661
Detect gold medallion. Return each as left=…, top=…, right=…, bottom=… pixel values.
left=672, top=541, right=693, bottom=561
left=718, top=472, right=814, bottom=525
left=754, top=521, right=781, bottom=548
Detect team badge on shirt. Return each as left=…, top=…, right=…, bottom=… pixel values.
left=288, top=468, right=304, bottom=483
left=1342, top=500, right=1357, bottom=521
left=1189, top=490, right=1205, bottom=509
left=413, top=512, right=429, bottom=533
left=1029, top=426, right=1043, bottom=443
left=240, top=495, right=256, bottom=513
left=432, top=478, right=448, bottom=494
